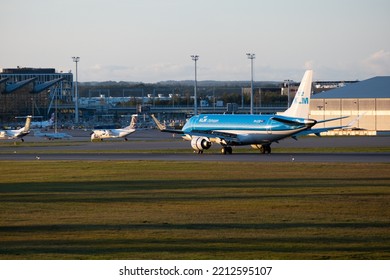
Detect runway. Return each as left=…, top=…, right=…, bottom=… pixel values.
left=2, top=151, right=390, bottom=162
left=0, top=129, right=389, bottom=162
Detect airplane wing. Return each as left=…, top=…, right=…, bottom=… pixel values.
left=294, top=126, right=345, bottom=137
left=192, top=130, right=240, bottom=141
left=5, top=129, right=24, bottom=138
left=294, top=115, right=365, bottom=137
left=151, top=114, right=185, bottom=134
left=2, top=131, right=12, bottom=138
left=103, top=129, right=114, bottom=136
left=49, top=133, right=72, bottom=139
left=151, top=115, right=240, bottom=142
left=92, top=129, right=114, bottom=136
left=315, top=116, right=350, bottom=124
left=0, top=132, right=13, bottom=139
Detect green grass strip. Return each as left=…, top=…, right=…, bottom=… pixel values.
left=1, top=161, right=389, bottom=259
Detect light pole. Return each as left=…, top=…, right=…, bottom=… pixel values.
left=72, top=56, right=80, bottom=124
left=246, top=53, right=255, bottom=114
left=284, top=79, right=292, bottom=107
left=191, top=55, right=199, bottom=115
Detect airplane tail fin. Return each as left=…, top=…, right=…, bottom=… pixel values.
left=50, top=113, right=55, bottom=124
left=125, top=114, right=138, bottom=129
left=23, top=116, right=32, bottom=132
left=279, top=70, right=313, bottom=119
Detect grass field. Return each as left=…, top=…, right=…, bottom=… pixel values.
left=0, top=161, right=389, bottom=259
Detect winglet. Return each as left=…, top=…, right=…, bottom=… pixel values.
left=151, top=114, right=184, bottom=134
left=347, top=113, right=366, bottom=127
left=151, top=114, right=166, bottom=131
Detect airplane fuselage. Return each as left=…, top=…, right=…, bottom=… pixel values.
left=0, top=128, right=29, bottom=139
left=37, top=132, right=71, bottom=140
left=182, top=114, right=316, bottom=145
left=91, top=128, right=135, bottom=140
left=0, top=116, right=32, bottom=142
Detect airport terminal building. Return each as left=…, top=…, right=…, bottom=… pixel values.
left=310, top=76, right=390, bottom=135
left=0, top=67, right=73, bottom=122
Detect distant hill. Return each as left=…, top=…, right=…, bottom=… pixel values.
left=80, top=80, right=283, bottom=88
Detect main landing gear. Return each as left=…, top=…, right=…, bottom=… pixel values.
left=194, top=144, right=272, bottom=155
left=221, top=146, right=233, bottom=154
left=220, top=144, right=272, bottom=155
left=259, top=145, right=271, bottom=154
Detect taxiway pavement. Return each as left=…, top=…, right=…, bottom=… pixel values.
left=0, top=129, right=389, bottom=162
left=2, top=152, right=389, bottom=162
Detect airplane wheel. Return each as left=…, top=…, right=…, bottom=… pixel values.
left=259, top=146, right=266, bottom=154
left=261, top=145, right=271, bottom=154
left=259, top=145, right=271, bottom=154
left=221, top=147, right=233, bottom=154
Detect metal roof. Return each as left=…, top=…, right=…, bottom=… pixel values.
left=312, top=76, right=390, bottom=99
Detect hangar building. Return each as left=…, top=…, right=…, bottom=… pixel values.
left=310, top=76, right=390, bottom=135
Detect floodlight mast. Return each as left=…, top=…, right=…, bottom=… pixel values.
left=284, top=79, right=292, bottom=107
left=246, top=53, right=255, bottom=114
left=72, top=56, right=80, bottom=124
left=191, top=55, right=199, bottom=115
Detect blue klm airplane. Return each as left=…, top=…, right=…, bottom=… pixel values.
left=152, top=70, right=350, bottom=154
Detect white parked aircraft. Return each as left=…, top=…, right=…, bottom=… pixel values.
left=31, top=113, right=54, bottom=129
left=91, top=114, right=138, bottom=141
left=33, top=130, right=72, bottom=140
left=0, top=116, right=32, bottom=142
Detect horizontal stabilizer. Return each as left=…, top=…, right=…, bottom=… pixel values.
left=272, top=116, right=306, bottom=125
left=272, top=116, right=317, bottom=126
left=300, top=114, right=366, bottom=136
left=296, top=126, right=344, bottom=137
left=316, top=116, right=349, bottom=124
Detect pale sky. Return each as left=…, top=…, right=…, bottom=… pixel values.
left=1, top=0, right=389, bottom=82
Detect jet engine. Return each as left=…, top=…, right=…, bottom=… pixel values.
left=191, top=137, right=211, bottom=153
